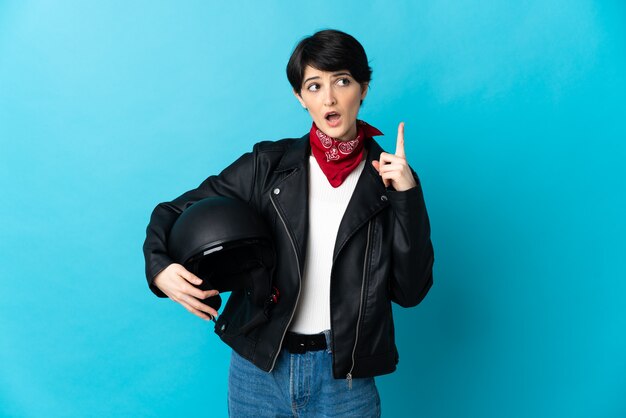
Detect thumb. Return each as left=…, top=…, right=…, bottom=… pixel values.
left=372, top=160, right=391, bottom=187
left=179, top=267, right=203, bottom=286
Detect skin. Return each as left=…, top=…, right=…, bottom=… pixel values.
left=371, top=121, right=418, bottom=192
left=294, top=66, right=368, bottom=141
left=153, top=263, right=220, bottom=321
left=295, top=65, right=417, bottom=192
left=154, top=65, right=417, bottom=321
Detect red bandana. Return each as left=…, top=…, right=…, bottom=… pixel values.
left=309, top=120, right=384, bottom=187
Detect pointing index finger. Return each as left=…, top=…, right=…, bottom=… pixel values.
left=395, top=122, right=405, bottom=158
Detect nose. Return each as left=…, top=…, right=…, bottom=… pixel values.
left=323, top=87, right=336, bottom=106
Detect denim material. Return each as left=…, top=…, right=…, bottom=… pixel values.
left=228, top=330, right=381, bottom=417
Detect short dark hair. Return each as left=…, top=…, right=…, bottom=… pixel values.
left=286, top=29, right=372, bottom=94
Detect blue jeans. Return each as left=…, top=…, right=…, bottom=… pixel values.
left=228, top=330, right=381, bottom=417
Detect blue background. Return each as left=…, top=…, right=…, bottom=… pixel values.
left=1, top=1, right=625, bottom=417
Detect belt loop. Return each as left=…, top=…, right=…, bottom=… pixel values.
left=324, top=329, right=332, bottom=353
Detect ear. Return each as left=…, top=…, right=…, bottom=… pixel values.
left=360, top=83, right=369, bottom=101
left=293, top=89, right=306, bottom=108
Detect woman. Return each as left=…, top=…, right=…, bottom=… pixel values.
left=143, top=29, right=434, bottom=417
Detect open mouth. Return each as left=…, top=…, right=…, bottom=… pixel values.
left=325, top=112, right=341, bottom=124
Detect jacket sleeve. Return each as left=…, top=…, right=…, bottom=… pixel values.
left=142, top=146, right=258, bottom=297
left=385, top=171, right=434, bottom=307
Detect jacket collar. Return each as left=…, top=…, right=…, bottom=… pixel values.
left=275, top=133, right=310, bottom=173
left=271, top=132, right=390, bottom=263
left=333, top=137, right=390, bottom=261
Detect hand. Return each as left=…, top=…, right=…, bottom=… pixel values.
left=153, top=263, right=220, bottom=321
left=371, top=122, right=417, bottom=192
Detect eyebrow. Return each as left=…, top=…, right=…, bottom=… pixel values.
left=303, top=72, right=352, bottom=85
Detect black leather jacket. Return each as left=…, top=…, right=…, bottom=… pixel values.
left=143, top=134, right=434, bottom=380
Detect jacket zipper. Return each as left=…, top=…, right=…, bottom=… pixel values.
left=268, top=191, right=302, bottom=372
left=346, top=220, right=372, bottom=389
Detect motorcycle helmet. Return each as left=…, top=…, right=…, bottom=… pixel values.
left=167, top=196, right=276, bottom=313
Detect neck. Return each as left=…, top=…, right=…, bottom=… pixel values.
left=337, top=122, right=358, bottom=142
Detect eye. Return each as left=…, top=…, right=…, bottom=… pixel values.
left=337, top=77, right=351, bottom=86
left=306, top=83, right=320, bottom=92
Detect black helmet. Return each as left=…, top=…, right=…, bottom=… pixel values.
left=168, top=197, right=275, bottom=314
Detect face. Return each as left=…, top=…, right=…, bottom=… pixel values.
left=294, top=66, right=368, bottom=142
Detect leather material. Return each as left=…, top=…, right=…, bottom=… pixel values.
left=143, top=133, right=434, bottom=379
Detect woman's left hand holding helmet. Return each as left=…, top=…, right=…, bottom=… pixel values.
left=371, top=122, right=418, bottom=192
